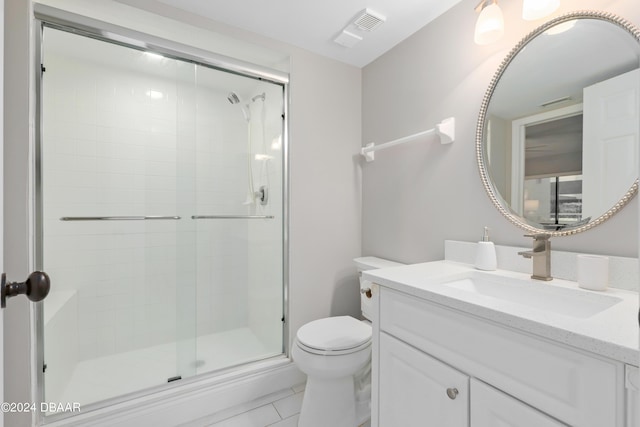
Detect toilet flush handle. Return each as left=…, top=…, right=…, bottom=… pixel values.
left=360, top=288, right=372, bottom=299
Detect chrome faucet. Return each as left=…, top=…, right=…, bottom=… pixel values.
left=518, top=234, right=552, bottom=281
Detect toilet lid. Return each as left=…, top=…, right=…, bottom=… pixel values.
left=296, top=316, right=372, bottom=351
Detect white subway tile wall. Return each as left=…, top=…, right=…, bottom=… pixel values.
left=41, top=28, right=284, bottom=405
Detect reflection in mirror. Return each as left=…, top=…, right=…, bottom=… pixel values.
left=478, top=12, right=640, bottom=236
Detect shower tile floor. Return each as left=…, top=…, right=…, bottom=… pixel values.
left=53, top=327, right=277, bottom=408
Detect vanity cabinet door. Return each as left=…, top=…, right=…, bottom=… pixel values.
left=379, top=332, right=469, bottom=426
left=471, top=378, right=567, bottom=427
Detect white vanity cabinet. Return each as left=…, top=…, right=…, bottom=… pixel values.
left=378, top=330, right=564, bottom=427
left=372, top=286, right=629, bottom=427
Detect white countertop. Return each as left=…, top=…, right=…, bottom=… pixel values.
left=363, top=260, right=640, bottom=366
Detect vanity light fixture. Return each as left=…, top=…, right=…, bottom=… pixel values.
left=474, top=0, right=561, bottom=45
left=474, top=0, right=504, bottom=45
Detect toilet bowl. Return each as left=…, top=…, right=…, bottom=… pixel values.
left=293, top=316, right=371, bottom=427
left=293, top=257, right=404, bottom=427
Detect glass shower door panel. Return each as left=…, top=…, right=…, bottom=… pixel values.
left=39, top=22, right=286, bottom=415
left=40, top=27, right=197, bottom=408
left=175, top=60, right=198, bottom=381
left=191, top=67, right=284, bottom=376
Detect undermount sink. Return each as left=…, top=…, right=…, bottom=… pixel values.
left=441, top=273, right=622, bottom=319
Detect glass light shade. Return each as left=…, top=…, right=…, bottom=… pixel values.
left=474, top=3, right=505, bottom=45
left=522, top=0, right=560, bottom=21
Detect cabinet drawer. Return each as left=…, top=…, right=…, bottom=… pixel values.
left=379, top=288, right=624, bottom=427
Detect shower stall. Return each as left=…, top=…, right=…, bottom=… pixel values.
left=36, top=14, right=287, bottom=418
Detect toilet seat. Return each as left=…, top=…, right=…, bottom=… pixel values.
left=296, top=316, right=372, bottom=356
left=296, top=337, right=371, bottom=356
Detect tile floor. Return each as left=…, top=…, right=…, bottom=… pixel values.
left=181, top=383, right=306, bottom=427
left=182, top=383, right=373, bottom=427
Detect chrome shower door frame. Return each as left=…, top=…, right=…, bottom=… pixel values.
left=32, top=5, right=290, bottom=425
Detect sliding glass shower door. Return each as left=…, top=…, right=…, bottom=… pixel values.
left=38, top=24, right=285, bottom=413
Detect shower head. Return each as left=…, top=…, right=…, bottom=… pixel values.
left=227, top=92, right=251, bottom=122
left=227, top=92, right=241, bottom=104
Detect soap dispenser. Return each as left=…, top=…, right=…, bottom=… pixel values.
left=475, top=227, right=497, bottom=271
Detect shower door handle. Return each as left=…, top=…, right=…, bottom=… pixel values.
left=1, top=271, right=51, bottom=308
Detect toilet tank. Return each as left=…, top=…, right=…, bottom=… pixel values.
left=353, top=257, right=404, bottom=321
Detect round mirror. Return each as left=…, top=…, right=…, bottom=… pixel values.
left=476, top=11, right=640, bottom=236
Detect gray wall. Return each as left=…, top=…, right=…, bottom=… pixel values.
left=362, top=0, right=639, bottom=263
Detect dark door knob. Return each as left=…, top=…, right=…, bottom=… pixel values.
left=1, top=271, right=51, bottom=308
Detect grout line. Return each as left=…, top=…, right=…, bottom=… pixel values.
left=266, top=413, right=300, bottom=427
left=179, top=389, right=294, bottom=426
left=272, top=401, right=284, bottom=419
left=211, top=403, right=278, bottom=426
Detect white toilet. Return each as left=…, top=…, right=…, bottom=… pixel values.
left=292, top=257, right=403, bottom=427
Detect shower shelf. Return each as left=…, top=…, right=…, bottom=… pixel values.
left=191, top=215, right=275, bottom=219
left=60, top=216, right=181, bottom=221
left=361, top=117, right=455, bottom=162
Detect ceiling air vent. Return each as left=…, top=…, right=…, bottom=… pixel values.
left=353, top=8, right=386, bottom=32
